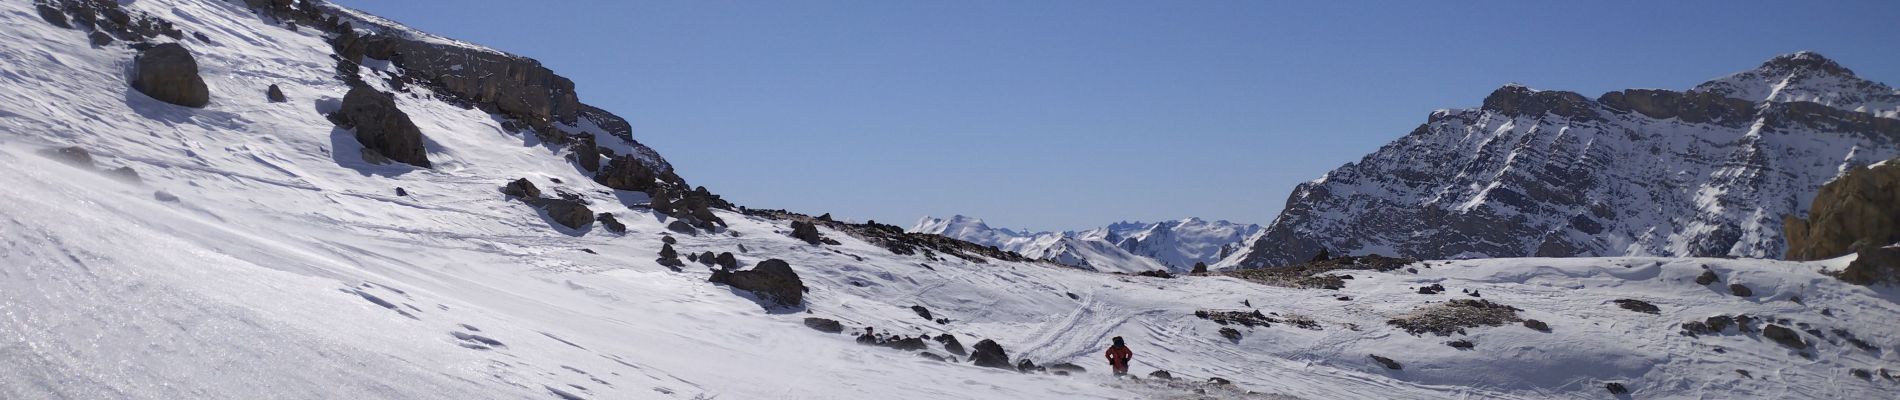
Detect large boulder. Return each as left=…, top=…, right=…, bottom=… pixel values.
left=968, top=339, right=1012, bottom=369
left=572, top=134, right=600, bottom=172
left=132, top=43, right=209, bottom=108
left=336, top=85, right=430, bottom=168
left=1785, top=159, right=1900, bottom=261
left=539, top=199, right=593, bottom=230
left=1841, top=245, right=1900, bottom=285
left=708, top=259, right=806, bottom=307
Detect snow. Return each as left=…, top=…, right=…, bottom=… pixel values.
left=1, top=2, right=1897, bottom=400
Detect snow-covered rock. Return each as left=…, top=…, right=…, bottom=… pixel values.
left=1224, top=52, right=1900, bottom=269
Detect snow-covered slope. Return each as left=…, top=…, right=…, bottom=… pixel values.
left=1225, top=52, right=1900, bottom=269
left=3, top=1, right=1897, bottom=399
left=912, top=216, right=1258, bottom=273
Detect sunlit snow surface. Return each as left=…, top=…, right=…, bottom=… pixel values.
left=1, top=1, right=1897, bottom=399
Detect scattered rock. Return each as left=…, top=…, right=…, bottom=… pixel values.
left=1195, top=309, right=1273, bottom=328
left=1417, top=284, right=1446, bottom=294
left=695, top=251, right=716, bottom=266
left=1695, top=269, right=1719, bottom=285
left=708, top=258, right=806, bottom=307
left=1613, top=299, right=1660, bottom=314
left=596, top=213, right=626, bottom=233
left=1728, top=283, right=1753, bottom=297
left=1136, top=270, right=1175, bottom=279
left=1523, top=319, right=1550, bottom=332
left=918, top=352, right=947, bottom=362
left=1369, top=354, right=1401, bottom=370
left=267, top=84, right=287, bottom=103
left=1851, top=369, right=1873, bottom=380
left=1191, top=262, right=1208, bottom=274
left=1388, top=299, right=1523, bottom=336
left=910, top=305, right=933, bottom=320
left=882, top=336, right=927, bottom=351
left=594, top=155, right=657, bottom=192
left=1446, top=339, right=1475, bottom=349
left=1706, top=315, right=1735, bottom=333
left=35, top=3, right=68, bottom=28
left=1207, top=377, right=1232, bottom=385
left=1736, top=369, right=1752, bottom=379
left=192, top=31, right=211, bottom=43
left=790, top=220, right=824, bottom=245
left=336, top=85, right=429, bottom=167
left=1148, top=370, right=1174, bottom=379
left=1762, top=324, right=1808, bottom=349
left=1047, top=363, right=1086, bottom=374
left=1015, top=359, right=1040, bottom=373
left=501, top=178, right=541, bottom=198
left=89, top=31, right=113, bottom=47
left=572, top=134, right=600, bottom=172
left=153, top=191, right=179, bottom=202
left=1605, top=382, right=1628, bottom=395
left=395, top=187, right=408, bottom=196
left=969, top=339, right=1012, bottom=369
left=714, top=252, right=738, bottom=269
left=1218, top=327, right=1242, bottom=342
left=934, top=334, right=966, bottom=356
left=662, top=235, right=678, bottom=245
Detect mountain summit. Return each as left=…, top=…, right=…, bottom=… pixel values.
left=1222, top=52, right=1900, bottom=269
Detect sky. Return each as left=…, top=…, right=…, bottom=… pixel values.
left=331, top=0, right=1899, bottom=232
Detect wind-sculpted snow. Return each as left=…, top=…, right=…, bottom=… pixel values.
left=1225, top=52, right=1900, bottom=269
left=2, top=1, right=1897, bottom=399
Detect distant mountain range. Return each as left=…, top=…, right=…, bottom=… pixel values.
left=911, top=216, right=1260, bottom=273
left=1220, top=51, right=1900, bottom=268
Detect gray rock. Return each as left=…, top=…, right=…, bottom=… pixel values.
left=802, top=317, right=843, bottom=333
left=1368, top=354, right=1401, bottom=370
left=1729, top=283, right=1753, bottom=297
left=708, top=258, right=805, bottom=307
left=501, top=178, right=540, bottom=199
left=968, top=339, right=1011, bottom=369
left=336, top=85, right=429, bottom=167
left=132, top=43, right=209, bottom=108
left=1762, top=325, right=1807, bottom=349
left=540, top=199, right=593, bottom=230
left=267, top=84, right=287, bottom=103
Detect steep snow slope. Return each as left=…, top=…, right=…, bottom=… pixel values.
left=3, top=1, right=1898, bottom=400
left=1225, top=52, right=1900, bottom=269
left=913, top=216, right=1258, bottom=273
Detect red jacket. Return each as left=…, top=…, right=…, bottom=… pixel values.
left=1105, top=344, right=1133, bottom=365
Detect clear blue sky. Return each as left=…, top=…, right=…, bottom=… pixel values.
left=332, top=0, right=1898, bottom=232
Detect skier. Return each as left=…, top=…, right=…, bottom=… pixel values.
left=1104, top=336, right=1133, bottom=376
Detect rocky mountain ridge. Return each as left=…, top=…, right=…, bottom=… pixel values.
left=912, top=215, right=1259, bottom=273
left=1222, top=52, right=1900, bottom=269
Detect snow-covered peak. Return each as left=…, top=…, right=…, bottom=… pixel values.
left=1693, top=51, right=1900, bottom=118
left=913, top=216, right=1259, bottom=272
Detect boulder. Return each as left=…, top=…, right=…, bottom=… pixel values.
left=910, top=305, right=933, bottom=320
left=1605, top=382, right=1629, bottom=395
left=1218, top=327, right=1242, bottom=342
left=267, top=84, right=287, bottom=103
left=1695, top=269, right=1718, bottom=285
left=89, top=31, right=113, bottom=47
left=104, top=166, right=140, bottom=183
left=1728, top=283, right=1753, bottom=297
left=714, top=252, right=738, bottom=269
left=1762, top=324, right=1807, bottom=349
left=790, top=220, right=823, bottom=245
left=1369, top=354, right=1401, bottom=370
left=1191, top=262, right=1208, bottom=274
left=336, top=85, right=429, bottom=167
left=1015, top=359, right=1040, bottom=373
left=596, top=213, right=626, bottom=234
left=132, top=43, right=210, bottom=108
left=882, top=336, right=927, bottom=351
left=666, top=220, right=696, bottom=235
left=1523, top=319, right=1551, bottom=332
left=540, top=199, right=593, bottom=230
left=573, top=134, right=600, bottom=172
left=968, top=339, right=1011, bottom=369
left=708, top=259, right=805, bottom=307
left=1613, top=299, right=1660, bottom=314
left=1841, top=244, right=1900, bottom=285
left=1706, top=315, right=1735, bottom=333
left=36, top=3, right=69, bottom=28
left=1147, top=370, right=1175, bottom=379
left=1046, top=363, right=1086, bottom=374
left=501, top=178, right=541, bottom=199
left=917, top=352, right=947, bottom=362
left=802, top=317, right=843, bottom=333
left=934, top=334, right=966, bottom=356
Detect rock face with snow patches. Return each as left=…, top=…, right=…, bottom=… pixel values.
left=1224, top=52, right=1900, bottom=268
left=131, top=43, right=209, bottom=108
left=1784, top=158, right=1900, bottom=261
left=911, top=215, right=1258, bottom=273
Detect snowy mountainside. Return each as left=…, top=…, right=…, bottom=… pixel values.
left=1224, top=52, right=1900, bottom=269
left=2, top=1, right=1898, bottom=400
left=912, top=215, right=1259, bottom=273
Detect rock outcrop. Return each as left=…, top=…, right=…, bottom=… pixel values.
left=968, top=339, right=1011, bottom=369
left=708, top=259, right=806, bottom=307
left=1784, top=159, right=1900, bottom=261
left=132, top=43, right=209, bottom=108
left=334, top=85, right=430, bottom=168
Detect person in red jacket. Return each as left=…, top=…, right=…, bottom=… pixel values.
left=1104, top=336, right=1133, bottom=376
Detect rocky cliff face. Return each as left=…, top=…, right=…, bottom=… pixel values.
left=1784, top=159, right=1900, bottom=260
left=1223, top=52, right=1900, bottom=269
